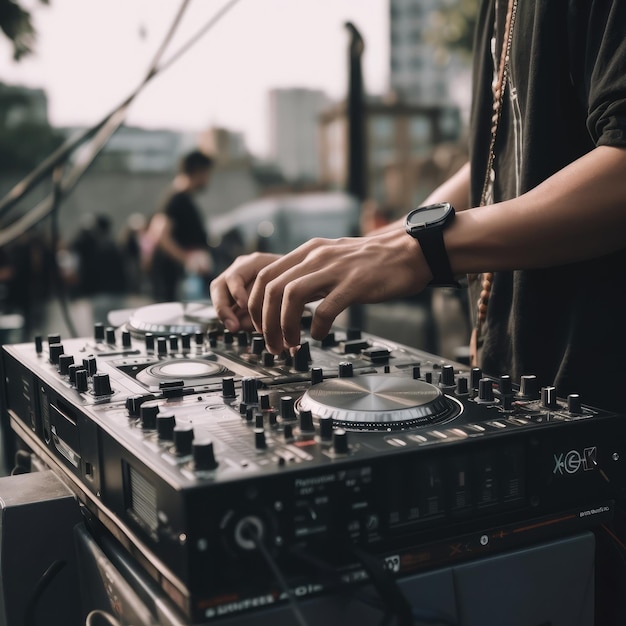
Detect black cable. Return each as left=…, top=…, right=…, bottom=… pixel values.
left=23, top=559, right=67, bottom=626
left=241, top=521, right=310, bottom=626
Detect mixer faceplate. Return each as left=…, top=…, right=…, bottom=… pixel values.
left=297, top=375, right=461, bottom=431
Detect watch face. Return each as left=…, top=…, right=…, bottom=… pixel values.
left=406, top=203, right=453, bottom=229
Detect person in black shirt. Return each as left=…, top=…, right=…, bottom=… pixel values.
left=149, top=150, right=214, bottom=302
left=210, top=2, right=626, bottom=415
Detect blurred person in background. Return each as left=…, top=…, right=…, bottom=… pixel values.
left=147, top=149, right=214, bottom=302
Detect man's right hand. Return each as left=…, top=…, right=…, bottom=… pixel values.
left=209, top=252, right=281, bottom=333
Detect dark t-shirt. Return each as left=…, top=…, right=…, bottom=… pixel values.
left=469, top=1, right=626, bottom=411
left=151, top=191, right=209, bottom=301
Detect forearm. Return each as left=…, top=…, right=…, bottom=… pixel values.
left=447, top=146, right=626, bottom=273
left=371, top=162, right=471, bottom=235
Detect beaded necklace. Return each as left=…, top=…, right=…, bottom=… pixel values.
left=469, top=0, right=518, bottom=366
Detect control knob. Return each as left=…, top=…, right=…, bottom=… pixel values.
left=58, top=354, right=74, bottom=375
left=49, top=343, right=64, bottom=365
left=157, top=414, right=176, bottom=440
left=140, top=401, right=159, bottom=429
left=193, top=439, right=218, bottom=470
left=241, top=377, right=259, bottom=404
left=333, top=429, right=349, bottom=454
left=93, top=373, right=112, bottom=396
left=173, top=426, right=194, bottom=456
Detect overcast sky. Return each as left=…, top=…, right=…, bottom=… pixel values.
left=0, top=0, right=389, bottom=156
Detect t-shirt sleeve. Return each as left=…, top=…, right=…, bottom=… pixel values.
left=571, top=1, right=626, bottom=147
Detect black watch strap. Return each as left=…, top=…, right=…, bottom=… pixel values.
left=416, top=228, right=459, bottom=287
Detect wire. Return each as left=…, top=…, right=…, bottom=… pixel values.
left=23, top=559, right=67, bottom=626
left=85, top=610, right=122, bottom=626
left=0, top=0, right=243, bottom=247
left=241, top=521, right=310, bottom=626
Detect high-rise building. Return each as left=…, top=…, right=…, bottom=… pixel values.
left=389, top=0, right=466, bottom=107
left=269, top=88, right=329, bottom=182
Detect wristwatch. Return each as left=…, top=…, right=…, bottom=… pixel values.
left=405, top=202, right=460, bottom=287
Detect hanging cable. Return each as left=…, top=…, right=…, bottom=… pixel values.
left=0, top=0, right=244, bottom=248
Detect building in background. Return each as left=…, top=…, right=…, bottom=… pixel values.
left=389, top=0, right=472, bottom=122
left=319, top=95, right=463, bottom=212
left=269, top=87, right=330, bottom=183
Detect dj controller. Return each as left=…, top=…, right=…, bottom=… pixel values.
left=2, top=301, right=626, bottom=622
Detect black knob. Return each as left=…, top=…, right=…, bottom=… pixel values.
left=440, top=364, right=455, bottom=387
left=181, top=333, right=191, bottom=350
left=299, top=342, right=311, bottom=362
left=311, top=367, right=323, bottom=385
left=125, top=394, right=156, bottom=417
left=75, top=369, right=88, bottom=392
left=299, top=409, right=315, bottom=434
left=499, top=375, right=513, bottom=396
left=35, top=336, right=43, bottom=354
left=193, top=439, right=218, bottom=470
left=222, top=377, right=236, bottom=397
left=157, top=337, right=167, bottom=356
left=83, top=356, right=97, bottom=377
left=140, top=401, right=159, bottom=429
left=263, top=352, right=275, bottom=367
left=424, top=371, right=433, bottom=384
left=294, top=347, right=309, bottom=372
left=255, top=413, right=264, bottom=429
left=122, top=330, right=132, bottom=349
left=241, top=377, right=259, bottom=404
left=237, top=331, right=249, bottom=347
left=173, top=426, right=194, bottom=456
left=208, top=330, right=219, bottom=347
left=320, top=415, right=333, bottom=441
left=49, top=343, right=64, bottom=365
left=58, top=354, right=74, bottom=375
left=519, top=375, right=539, bottom=399
left=105, top=327, right=116, bottom=345
left=455, top=376, right=469, bottom=396
left=254, top=429, right=267, bottom=450
left=268, top=409, right=278, bottom=427
left=145, top=333, right=155, bottom=352
left=412, top=365, right=421, bottom=380
left=68, top=364, right=84, bottom=385
left=251, top=336, right=265, bottom=355
left=321, top=333, right=336, bottom=348
left=541, top=386, right=558, bottom=409
left=283, top=424, right=294, bottom=441
left=157, top=414, right=176, bottom=440
left=169, top=335, right=179, bottom=352
left=93, top=373, right=112, bottom=396
left=194, top=331, right=205, bottom=346
left=477, top=378, right=494, bottom=403
left=259, top=393, right=271, bottom=410
left=338, top=362, right=353, bottom=378
left=245, top=407, right=255, bottom=423
left=93, top=323, right=105, bottom=343
left=280, top=396, right=296, bottom=421
left=470, top=367, right=482, bottom=390
left=333, top=429, right=349, bottom=454
left=568, top=393, right=582, bottom=414
left=48, top=334, right=61, bottom=346
left=223, top=330, right=234, bottom=345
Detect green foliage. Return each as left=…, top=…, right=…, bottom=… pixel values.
left=0, top=0, right=49, bottom=61
left=0, top=121, right=64, bottom=171
left=427, top=0, right=480, bottom=59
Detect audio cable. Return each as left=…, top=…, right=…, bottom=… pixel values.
left=240, top=520, right=310, bottom=626
left=23, top=559, right=67, bottom=626
left=85, top=610, right=122, bottom=626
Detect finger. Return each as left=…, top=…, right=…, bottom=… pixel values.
left=310, top=285, right=356, bottom=340
left=248, top=240, right=329, bottom=331
left=263, top=269, right=338, bottom=353
left=209, top=278, right=241, bottom=332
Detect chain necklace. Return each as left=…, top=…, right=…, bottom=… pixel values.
left=470, top=0, right=518, bottom=365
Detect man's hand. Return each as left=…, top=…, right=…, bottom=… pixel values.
left=246, top=230, right=432, bottom=354
left=210, top=252, right=281, bottom=333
